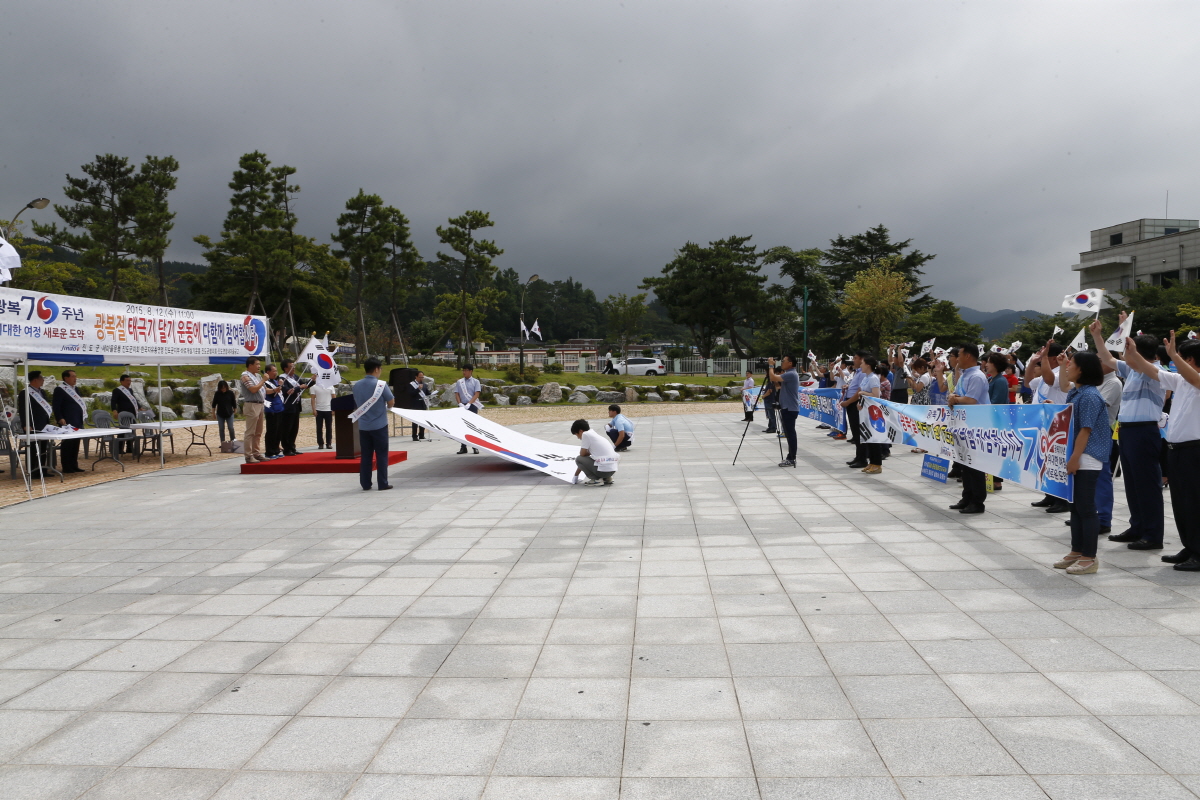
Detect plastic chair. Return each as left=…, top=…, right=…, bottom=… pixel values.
left=137, top=409, right=174, bottom=455
left=92, top=410, right=134, bottom=464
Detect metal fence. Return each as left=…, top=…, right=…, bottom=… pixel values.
left=669, top=357, right=748, bottom=376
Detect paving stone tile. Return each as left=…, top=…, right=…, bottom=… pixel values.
left=627, top=677, right=739, bottom=720
left=840, top=674, right=972, bottom=718
left=77, top=767, right=230, bottom=800
left=0, top=639, right=118, bottom=670
left=758, top=777, right=904, bottom=799
left=911, top=638, right=1033, bottom=674
left=245, top=716, right=395, bottom=771
left=5, top=670, right=146, bottom=710
left=483, top=776, right=618, bottom=800
left=1035, top=774, right=1198, bottom=800
left=0, top=709, right=79, bottom=761
left=14, top=711, right=182, bottom=765
left=102, top=671, right=234, bottom=712
left=371, top=718, right=510, bottom=775
left=0, top=765, right=110, bottom=800
left=1100, top=716, right=1200, bottom=773
left=197, top=674, right=331, bottom=715
left=983, top=716, right=1163, bottom=774
left=345, top=774, right=487, bottom=800
left=533, top=644, right=631, bottom=677
left=211, top=770, right=356, bottom=800
left=77, top=639, right=201, bottom=671
left=941, top=672, right=1086, bottom=716
left=1045, top=671, right=1198, bottom=715
left=619, top=777, right=758, bottom=799
left=863, top=718, right=1022, bottom=776
left=734, top=676, right=856, bottom=720
left=745, top=719, right=887, bottom=777
left=162, top=641, right=278, bottom=673
left=515, top=677, right=627, bottom=720
left=130, top=713, right=288, bottom=769
left=622, top=720, right=753, bottom=777
left=818, top=641, right=932, bottom=675
left=258, top=642, right=368, bottom=675
left=494, top=719, right=625, bottom=777
left=895, top=775, right=1051, bottom=799
left=301, top=676, right=426, bottom=717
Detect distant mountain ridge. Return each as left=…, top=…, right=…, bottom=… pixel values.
left=958, top=306, right=1047, bottom=340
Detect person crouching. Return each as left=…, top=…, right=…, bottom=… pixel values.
left=572, top=419, right=618, bottom=486
left=606, top=404, right=634, bottom=451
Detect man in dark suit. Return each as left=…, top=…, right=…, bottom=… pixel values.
left=110, top=374, right=141, bottom=454
left=16, top=370, right=52, bottom=478
left=52, top=369, right=87, bottom=473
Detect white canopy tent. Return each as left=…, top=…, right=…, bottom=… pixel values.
left=0, top=287, right=270, bottom=497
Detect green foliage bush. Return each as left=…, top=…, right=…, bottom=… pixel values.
left=503, top=364, right=542, bottom=383
left=713, top=344, right=730, bottom=358
left=544, top=362, right=563, bottom=374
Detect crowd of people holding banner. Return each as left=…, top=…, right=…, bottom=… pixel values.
left=752, top=290, right=1200, bottom=576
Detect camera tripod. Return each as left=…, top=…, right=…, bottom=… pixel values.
left=732, top=386, right=786, bottom=467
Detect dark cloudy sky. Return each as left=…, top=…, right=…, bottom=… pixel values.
left=5, top=1, right=1198, bottom=313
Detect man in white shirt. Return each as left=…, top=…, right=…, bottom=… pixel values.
left=571, top=419, right=618, bottom=486
left=310, top=381, right=336, bottom=450
left=454, top=364, right=482, bottom=455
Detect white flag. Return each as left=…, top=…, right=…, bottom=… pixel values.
left=1069, top=326, right=1089, bottom=352
left=1008, top=341, right=1022, bottom=353
left=920, top=338, right=936, bottom=355
left=299, top=335, right=340, bottom=388
left=902, top=341, right=915, bottom=348
left=530, top=319, right=542, bottom=340
left=1190, top=331, right=1199, bottom=341
left=0, top=234, right=21, bottom=281
left=1063, top=288, right=1104, bottom=314
left=807, top=350, right=817, bottom=365
left=1104, top=311, right=1134, bottom=351
left=990, top=344, right=1003, bottom=353
left=520, top=319, right=529, bottom=340
left=977, top=345, right=986, bottom=357
left=1052, top=326, right=1064, bottom=337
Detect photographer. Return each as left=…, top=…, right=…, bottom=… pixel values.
left=768, top=355, right=800, bottom=467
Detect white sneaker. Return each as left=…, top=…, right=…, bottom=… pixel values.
left=583, top=478, right=603, bottom=486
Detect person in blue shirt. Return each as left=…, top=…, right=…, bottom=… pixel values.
left=352, top=357, right=395, bottom=491
left=947, top=344, right=991, bottom=514
left=841, top=351, right=870, bottom=465
left=1054, top=352, right=1111, bottom=575
left=262, top=364, right=285, bottom=459
left=768, top=354, right=800, bottom=467
left=606, top=404, right=635, bottom=451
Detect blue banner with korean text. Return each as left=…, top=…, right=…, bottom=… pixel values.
left=798, top=387, right=845, bottom=431
left=860, top=398, right=1075, bottom=502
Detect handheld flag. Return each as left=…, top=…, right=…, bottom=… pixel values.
left=1104, top=311, right=1134, bottom=351
left=299, top=335, right=340, bottom=387
left=1069, top=326, right=1089, bottom=352
left=0, top=234, right=20, bottom=282
left=920, top=338, right=936, bottom=355
left=530, top=319, right=542, bottom=340
left=1008, top=341, right=1022, bottom=353
left=1052, top=326, right=1064, bottom=337
left=1063, top=288, right=1104, bottom=314
left=1190, top=331, right=1199, bottom=341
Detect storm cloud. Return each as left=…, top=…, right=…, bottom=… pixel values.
left=4, top=1, right=1197, bottom=312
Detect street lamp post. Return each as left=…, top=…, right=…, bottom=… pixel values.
left=519, top=274, right=539, bottom=375
left=5, top=198, right=50, bottom=239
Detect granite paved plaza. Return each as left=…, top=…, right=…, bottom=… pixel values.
left=3, top=411, right=1200, bottom=799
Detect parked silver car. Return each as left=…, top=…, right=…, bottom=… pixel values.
left=611, top=357, right=666, bottom=376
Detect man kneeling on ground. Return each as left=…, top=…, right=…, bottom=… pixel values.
left=572, top=419, right=618, bottom=486
left=606, top=404, right=634, bottom=451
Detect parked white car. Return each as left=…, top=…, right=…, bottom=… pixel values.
left=611, top=357, right=666, bottom=376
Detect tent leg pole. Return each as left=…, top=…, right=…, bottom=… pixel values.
left=158, top=364, right=164, bottom=469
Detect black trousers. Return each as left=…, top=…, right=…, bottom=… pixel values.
left=280, top=411, right=300, bottom=454
left=1069, top=468, right=1101, bottom=558
left=315, top=410, right=333, bottom=448
left=265, top=412, right=282, bottom=456
left=1119, top=423, right=1164, bottom=545
left=764, top=403, right=777, bottom=432
left=359, top=426, right=390, bottom=489
left=1168, top=446, right=1200, bottom=555
left=780, top=408, right=798, bottom=461
left=411, top=422, right=425, bottom=441
left=847, top=403, right=861, bottom=447
left=960, top=465, right=987, bottom=507
left=60, top=438, right=80, bottom=472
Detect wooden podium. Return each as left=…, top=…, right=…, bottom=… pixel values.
left=330, top=395, right=360, bottom=460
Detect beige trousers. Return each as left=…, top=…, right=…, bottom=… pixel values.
left=242, top=402, right=265, bottom=459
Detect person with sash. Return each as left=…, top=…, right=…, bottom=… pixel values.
left=262, top=364, right=285, bottom=459
left=404, top=370, right=433, bottom=442
left=277, top=359, right=311, bottom=457
left=17, top=371, right=52, bottom=478
left=947, top=343, right=991, bottom=515
left=239, top=357, right=268, bottom=464
left=453, top=364, right=482, bottom=455
left=52, top=369, right=87, bottom=473
left=351, top=357, right=395, bottom=491
left=111, top=374, right=143, bottom=455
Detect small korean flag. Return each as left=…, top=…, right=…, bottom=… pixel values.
left=1063, top=288, right=1104, bottom=314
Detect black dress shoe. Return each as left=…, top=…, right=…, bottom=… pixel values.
left=362, top=485, right=372, bottom=491
left=1031, top=497, right=1055, bottom=508
left=1108, top=530, right=1139, bottom=542
left=959, top=504, right=986, bottom=514
left=1174, top=558, right=1200, bottom=571
left=949, top=501, right=969, bottom=510
left=846, top=462, right=867, bottom=469
left=378, top=484, right=394, bottom=491
left=1128, top=540, right=1164, bottom=551
left=1100, top=526, right=1111, bottom=534
left=1045, top=503, right=1070, bottom=514
left=1163, top=549, right=1190, bottom=564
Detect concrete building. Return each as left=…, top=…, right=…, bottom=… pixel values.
left=1074, top=218, right=1200, bottom=293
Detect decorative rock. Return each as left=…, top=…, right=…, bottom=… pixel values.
left=645, top=392, right=663, bottom=402
left=0, top=367, right=14, bottom=388
left=568, top=391, right=590, bottom=404
left=156, top=406, right=178, bottom=421
left=92, top=391, right=112, bottom=410
left=572, top=385, right=599, bottom=396
left=481, top=378, right=508, bottom=386
left=440, top=386, right=459, bottom=406
left=516, top=395, right=532, bottom=406
left=199, top=373, right=223, bottom=414
left=662, top=390, right=681, bottom=401
left=595, top=391, right=625, bottom=404
left=625, top=387, right=640, bottom=403
left=146, top=386, right=174, bottom=406
left=182, top=405, right=198, bottom=420
left=537, top=382, right=562, bottom=403
left=494, top=394, right=510, bottom=406
left=76, top=378, right=106, bottom=388
left=174, top=385, right=199, bottom=404
left=130, top=379, right=151, bottom=410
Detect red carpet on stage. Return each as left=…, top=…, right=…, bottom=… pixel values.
left=240, top=451, right=408, bottom=475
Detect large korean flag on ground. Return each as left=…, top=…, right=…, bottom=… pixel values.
left=299, top=336, right=340, bottom=387
left=391, top=407, right=584, bottom=483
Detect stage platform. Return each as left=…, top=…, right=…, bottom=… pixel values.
left=239, top=450, right=407, bottom=475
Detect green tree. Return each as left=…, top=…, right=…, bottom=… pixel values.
left=381, top=207, right=422, bottom=363
left=641, top=235, right=767, bottom=357
left=332, top=190, right=393, bottom=364
left=603, top=292, right=648, bottom=374
left=1, top=222, right=99, bottom=296
left=33, top=154, right=165, bottom=301
left=131, top=155, right=180, bottom=306
left=839, top=261, right=912, bottom=356
left=824, top=224, right=935, bottom=308
left=436, top=211, right=504, bottom=363
left=894, top=300, right=984, bottom=349
left=761, top=245, right=836, bottom=355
